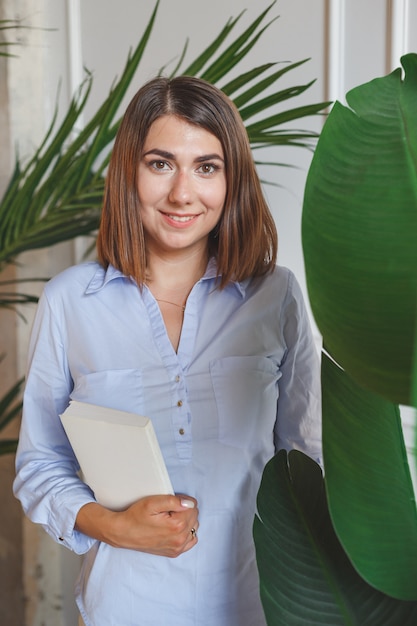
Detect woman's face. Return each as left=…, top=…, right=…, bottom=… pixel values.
left=137, top=114, right=227, bottom=260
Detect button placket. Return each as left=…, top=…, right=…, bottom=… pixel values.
left=173, top=372, right=191, bottom=450
left=175, top=397, right=187, bottom=437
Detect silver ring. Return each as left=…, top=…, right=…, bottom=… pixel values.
left=190, top=527, right=197, bottom=539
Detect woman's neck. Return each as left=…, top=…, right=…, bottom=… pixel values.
left=144, top=249, right=208, bottom=353
left=145, top=248, right=208, bottom=292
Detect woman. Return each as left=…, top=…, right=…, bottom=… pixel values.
left=14, top=76, right=322, bottom=626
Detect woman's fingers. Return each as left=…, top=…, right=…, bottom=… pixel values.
left=115, top=493, right=199, bottom=556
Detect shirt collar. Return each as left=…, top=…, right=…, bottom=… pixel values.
left=203, top=258, right=247, bottom=298
left=85, top=264, right=127, bottom=294
left=85, top=260, right=247, bottom=298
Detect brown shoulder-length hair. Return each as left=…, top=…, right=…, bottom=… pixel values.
left=97, top=75, right=277, bottom=287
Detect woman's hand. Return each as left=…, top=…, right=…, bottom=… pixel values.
left=75, top=494, right=199, bottom=558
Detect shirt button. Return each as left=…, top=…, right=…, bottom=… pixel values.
left=179, top=428, right=185, bottom=435
left=175, top=375, right=180, bottom=383
left=177, top=400, right=183, bottom=407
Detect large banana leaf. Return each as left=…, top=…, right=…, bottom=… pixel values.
left=322, top=353, right=417, bottom=599
left=302, top=53, right=417, bottom=406
left=299, top=53, right=417, bottom=606
left=254, top=449, right=417, bottom=625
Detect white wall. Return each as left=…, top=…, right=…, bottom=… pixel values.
left=3, top=0, right=416, bottom=624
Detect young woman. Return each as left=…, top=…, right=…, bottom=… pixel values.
left=14, top=75, right=322, bottom=626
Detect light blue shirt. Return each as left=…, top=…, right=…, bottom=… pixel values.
left=14, top=259, right=322, bottom=626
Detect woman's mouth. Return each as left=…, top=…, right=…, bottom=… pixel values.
left=167, top=214, right=196, bottom=222
left=161, top=212, right=199, bottom=228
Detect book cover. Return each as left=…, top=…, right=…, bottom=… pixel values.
left=60, top=400, right=174, bottom=510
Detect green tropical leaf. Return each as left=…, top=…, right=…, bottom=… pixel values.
left=0, top=19, right=29, bottom=58
left=0, top=439, right=18, bottom=455
left=227, top=59, right=310, bottom=104
left=0, top=277, right=50, bottom=317
left=0, top=376, right=24, bottom=428
left=238, top=79, right=316, bottom=120
left=0, top=376, right=23, bottom=456
left=322, top=353, right=417, bottom=599
left=197, top=3, right=278, bottom=84
left=414, top=337, right=417, bottom=407
left=221, top=62, right=279, bottom=98
left=176, top=13, right=242, bottom=77
left=302, top=53, right=417, bottom=405
left=254, top=449, right=417, bottom=624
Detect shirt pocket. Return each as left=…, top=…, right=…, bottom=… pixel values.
left=210, top=356, right=279, bottom=450
left=71, top=369, right=144, bottom=414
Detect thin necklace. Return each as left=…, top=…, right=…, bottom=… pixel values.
left=155, top=298, right=186, bottom=312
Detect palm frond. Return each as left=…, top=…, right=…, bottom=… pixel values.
left=0, top=377, right=24, bottom=456
left=0, top=2, right=160, bottom=270
left=0, top=18, right=52, bottom=58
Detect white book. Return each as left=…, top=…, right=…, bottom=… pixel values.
left=60, top=400, right=174, bottom=511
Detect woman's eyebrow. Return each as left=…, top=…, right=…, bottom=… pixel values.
left=142, top=148, right=224, bottom=163
left=194, top=153, right=224, bottom=163
left=142, top=148, right=174, bottom=159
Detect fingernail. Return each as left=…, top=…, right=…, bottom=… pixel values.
left=180, top=498, right=195, bottom=508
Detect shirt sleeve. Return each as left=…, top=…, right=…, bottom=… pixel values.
left=274, top=271, right=323, bottom=466
left=13, top=289, right=97, bottom=555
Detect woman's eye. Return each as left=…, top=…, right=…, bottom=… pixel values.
left=198, top=163, right=218, bottom=175
left=154, top=160, right=168, bottom=170
left=148, top=160, right=169, bottom=171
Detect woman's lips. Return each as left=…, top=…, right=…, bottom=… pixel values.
left=161, top=212, right=199, bottom=227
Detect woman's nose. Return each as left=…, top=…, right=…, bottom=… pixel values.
left=168, top=171, right=193, bottom=205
